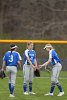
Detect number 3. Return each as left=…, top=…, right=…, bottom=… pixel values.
left=9, top=55, right=13, bottom=62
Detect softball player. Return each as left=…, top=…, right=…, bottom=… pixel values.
left=23, top=42, right=37, bottom=95
left=39, top=44, right=64, bottom=96
left=2, top=44, right=22, bottom=97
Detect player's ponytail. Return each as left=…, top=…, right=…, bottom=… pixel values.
left=10, top=50, right=12, bottom=55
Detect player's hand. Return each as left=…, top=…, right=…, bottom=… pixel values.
left=36, top=66, right=40, bottom=70
left=1, top=68, right=4, bottom=71
left=38, top=65, right=43, bottom=69
left=44, top=66, right=46, bottom=70
left=32, top=66, right=37, bottom=71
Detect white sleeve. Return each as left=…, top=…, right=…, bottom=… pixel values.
left=49, top=50, right=52, bottom=59
left=17, top=52, right=22, bottom=60
left=19, top=54, right=22, bottom=60
left=25, top=50, right=29, bottom=57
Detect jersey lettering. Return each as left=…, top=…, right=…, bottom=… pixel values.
left=9, top=55, right=13, bottom=62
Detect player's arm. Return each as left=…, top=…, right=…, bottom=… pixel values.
left=2, top=61, right=6, bottom=71
left=33, top=52, right=38, bottom=69
left=25, top=50, right=36, bottom=69
left=26, top=57, right=36, bottom=69
left=18, top=61, right=22, bottom=69
left=2, top=55, right=6, bottom=71
left=39, top=50, right=52, bottom=68
left=34, top=58, right=37, bottom=67
left=17, top=53, right=22, bottom=69
left=39, top=58, right=52, bottom=68
left=34, top=52, right=37, bottom=67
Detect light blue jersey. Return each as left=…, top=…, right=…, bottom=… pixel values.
left=49, top=49, right=60, bottom=65
left=3, top=51, right=22, bottom=67
left=24, top=49, right=36, bottom=65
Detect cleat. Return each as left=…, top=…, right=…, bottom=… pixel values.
left=45, top=93, right=53, bottom=96
left=29, top=92, right=36, bottom=95
left=9, top=94, right=15, bottom=97
left=57, top=92, right=64, bottom=96
left=24, top=92, right=29, bottom=95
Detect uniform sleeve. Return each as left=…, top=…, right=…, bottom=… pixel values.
left=49, top=50, right=52, bottom=59
left=25, top=50, right=29, bottom=57
left=34, top=51, right=36, bottom=59
left=3, top=54, right=7, bottom=61
left=17, top=53, right=22, bottom=61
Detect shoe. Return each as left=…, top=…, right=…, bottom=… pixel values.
left=24, top=92, right=29, bottom=95
left=9, top=94, right=15, bottom=97
left=45, top=93, right=53, bottom=96
left=57, top=91, right=64, bottom=96
left=29, top=92, right=36, bottom=95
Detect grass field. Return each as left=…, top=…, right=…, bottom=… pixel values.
left=0, top=71, right=67, bottom=100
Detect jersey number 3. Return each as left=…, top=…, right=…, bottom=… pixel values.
left=9, top=55, right=13, bottom=62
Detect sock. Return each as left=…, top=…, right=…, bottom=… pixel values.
left=9, top=83, right=11, bottom=94
left=50, top=82, right=55, bottom=93
left=11, top=84, right=14, bottom=94
left=23, top=83, right=27, bottom=92
left=29, top=83, right=32, bottom=92
left=56, top=83, right=63, bottom=92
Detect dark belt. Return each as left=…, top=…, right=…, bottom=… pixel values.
left=53, top=62, right=61, bottom=66
left=26, top=63, right=34, bottom=65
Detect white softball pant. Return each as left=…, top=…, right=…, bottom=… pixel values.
left=6, top=66, right=17, bottom=86
left=51, top=63, right=62, bottom=83
left=23, top=64, right=34, bottom=83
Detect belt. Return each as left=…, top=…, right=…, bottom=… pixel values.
left=53, top=62, right=61, bottom=66
left=27, top=63, right=30, bottom=65
left=24, top=63, right=34, bottom=65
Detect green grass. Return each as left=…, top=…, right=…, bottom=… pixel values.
left=0, top=71, right=67, bottom=100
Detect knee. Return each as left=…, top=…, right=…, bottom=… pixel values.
left=51, top=76, right=55, bottom=82
left=8, top=79, right=15, bottom=86
left=51, top=76, right=58, bottom=83
left=56, top=82, right=60, bottom=86
left=11, top=80, right=15, bottom=86
left=24, top=77, right=29, bottom=83
left=51, top=82, right=55, bottom=87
